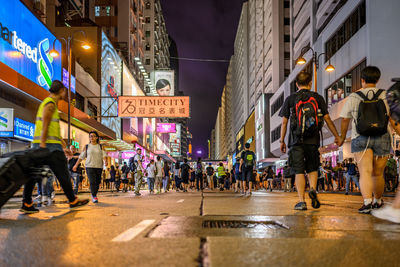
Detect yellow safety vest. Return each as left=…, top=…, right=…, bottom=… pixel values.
left=32, top=97, right=62, bottom=144
left=217, top=166, right=226, bottom=177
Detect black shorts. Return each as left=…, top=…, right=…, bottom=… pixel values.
left=122, top=179, right=129, bottom=184
left=219, top=176, right=226, bottom=184
left=289, top=144, right=320, bottom=174
left=241, top=168, right=253, bottom=182
left=182, top=175, right=189, bottom=184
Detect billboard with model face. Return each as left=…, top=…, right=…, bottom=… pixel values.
left=150, top=70, right=175, bottom=96
left=101, top=31, right=121, bottom=139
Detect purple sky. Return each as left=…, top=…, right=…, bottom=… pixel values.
left=161, top=0, right=246, bottom=157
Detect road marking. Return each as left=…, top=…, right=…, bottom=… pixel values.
left=112, top=220, right=155, bottom=242
left=177, top=199, right=185, bottom=203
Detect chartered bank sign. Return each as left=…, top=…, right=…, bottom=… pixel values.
left=0, top=1, right=61, bottom=90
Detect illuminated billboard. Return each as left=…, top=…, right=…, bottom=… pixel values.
left=156, top=123, right=176, bottom=133
left=0, top=1, right=62, bottom=90
left=150, top=70, right=175, bottom=96
left=119, top=96, right=190, bottom=118
left=101, top=32, right=121, bottom=139
left=169, top=123, right=181, bottom=157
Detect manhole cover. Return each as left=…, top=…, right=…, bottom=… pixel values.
left=202, top=220, right=286, bottom=229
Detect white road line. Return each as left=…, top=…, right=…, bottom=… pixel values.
left=177, top=199, right=185, bottom=203
left=112, top=220, right=155, bottom=242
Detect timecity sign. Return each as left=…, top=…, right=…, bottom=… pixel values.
left=0, top=1, right=61, bottom=90
left=118, top=96, right=190, bottom=118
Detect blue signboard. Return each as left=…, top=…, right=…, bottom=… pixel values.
left=0, top=1, right=62, bottom=90
left=62, top=68, right=76, bottom=93
left=14, top=118, right=34, bottom=141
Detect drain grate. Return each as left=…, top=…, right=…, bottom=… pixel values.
left=202, top=220, right=288, bottom=229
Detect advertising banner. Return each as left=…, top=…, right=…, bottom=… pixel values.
left=101, top=32, right=121, bottom=139
left=156, top=123, right=176, bottom=133
left=150, top=70, right=175, bottom=96
left=119, top=96, right=190, bottom=118
left=62, top=68, right=76, bottom=94
left=14, top=118, right=34, bottom=141
left=169, top=123, right=181, bottom=157
left=0, top=108, right=14, bottom=137
left=0, top=1, right=62, bottom=90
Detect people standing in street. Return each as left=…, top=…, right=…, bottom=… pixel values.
left=385, top=155, right=397, bottom=192
left=68, top=145, right=81, bottom=195
left=195, top=158, right=204, bottom=191
left=338, top=66, right=400, bottom=213
left=109, top=165, right=118, bottom=192
left=73, top=131, right=107, bottom=203
left=216, top=162, right=226, bottom=191
left=190, top=166, right=196, bottom=190
left=155, top=156, right=164, bottom=194
left=240, top=143, right=256, bottom=196
left=162, top=161, right=170, bottom=192
left=121, top=162, right=130, bottom=192
left=146, top=160, right=156, bottom=194
left=233, top=158, right=242, bottom=193
left=283, top=164, right=293, bottom=192
left=133, top=148, right=144, bottom=196
left=173, top=162, right=181, bottom=191
left=266, top=166, right=275, bottom=192
left=20, top=80, right=89, bottom=214
left=279, top=72, right=340, bottom=210
left=206, top=163, right=215, bottom=190
left=345, top=158, right=360, bottom=195
left=180, top=159, right=190, bottom=192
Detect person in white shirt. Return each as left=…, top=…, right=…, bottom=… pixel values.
left=155, top=156, right=164, bottom=194
left=146, top=160, right=156, bottom=194
left=73, top=131, right=107, bottom=203
left=133, top=148, right=144, bottom=196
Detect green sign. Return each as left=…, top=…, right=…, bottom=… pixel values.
left=72, top=140, right=79, bottom=149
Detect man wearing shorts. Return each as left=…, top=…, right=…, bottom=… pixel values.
left=180, top=159, right=190, bottom=192
left=279, top=72, right=340, bottom=210
left=240, top=143, right=256, bottom=196
left=206, top=163, right=215, bottom=190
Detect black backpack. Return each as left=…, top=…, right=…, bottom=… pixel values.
left=355, top=89, right=388, bottom=137
left=291, top=91, right=324, bottom=139
left=181, top=164, right=189, bottom=175
left=128, top=156, right=137, bottom=172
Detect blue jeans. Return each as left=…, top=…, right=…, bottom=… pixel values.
left=147, top=177, right=155, bottom=192
left=70, top=172, right=80, bottom=195
left=162, top=176, right=168, bottom=191
left=175, top=175, right=181, bottom=189
left=345, top=173, right=360, bottom=192
left=42, top=175, right=54, bottom=198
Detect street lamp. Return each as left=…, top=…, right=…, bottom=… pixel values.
left=50, top=31, right=91, bottom=146
left=295, top=46, right=335, bottom=92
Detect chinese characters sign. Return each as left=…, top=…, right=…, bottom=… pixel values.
left=156, top=123, right=176, bottom=133
left=118, top=96, right=190, bottom=118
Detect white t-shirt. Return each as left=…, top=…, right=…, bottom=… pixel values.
left=146, top=164, right=156, bottom=178
left=340, top=87, right=390, bottom=139
left=155, top=161, right=163, bottom=177
left=79, top=144, right=106, bottom=168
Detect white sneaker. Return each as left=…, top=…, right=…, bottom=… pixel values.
left=51, top=191, right=56, bottom=200
left=42, top=196, right=48, bottom=204
left=47, top=198, right=53, bottom=206
left=372, top=206, right=400, bottom=223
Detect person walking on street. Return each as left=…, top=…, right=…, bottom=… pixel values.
left=180, top=159, right=190, bottom=192
left=338, top=66, right=400, bottom=213
left=240, top=143, right=256, bottom=196
left=163, top=162, right=170, bottom=192
left=173, top=162, right=181, bottom=191
left=21, top=80, right=89, bottom=214
left=68, top=145, right=81, bottom=195
left=345, top=158, right=360, bottom=195
left=73, top=131, right=107, bottom=203
left=133, top=148, right=145, bottom=196
left=206, top=163, right=215, bottom=190
left=233, top=158, right=242, bottom=193
left=121, top=162, right=130, bottom=192
left=283, top=164, right=293, bottom=192
left=279, top=72, right=340, bottom=210
left=155, top=156, right=164, bottom=194
left=216, top=163, right=226, bottom=191
left=195, top=158, right=204, bottom=191
left=146, top=160, right=156, bottom=194
left=266, top=166, right=275, bottom=192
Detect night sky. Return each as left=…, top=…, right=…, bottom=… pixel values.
left=161, top=0, right=246, bottom=156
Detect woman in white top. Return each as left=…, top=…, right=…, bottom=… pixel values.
left=73, top=131, right=107, bottom=203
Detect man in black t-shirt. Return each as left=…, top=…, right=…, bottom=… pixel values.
left=180, top=158, right=190, bottom=192
left=240, top=143, right=256, bottom=196
left=279, top=72, right=340, bottom=211
left=68, top=145, right=81, bottom=195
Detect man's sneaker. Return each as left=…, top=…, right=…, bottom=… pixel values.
left=20, top=202, right=39, bottom=214
left=294, top=202, right=307, bottom=210
left=372, top=199, right=384, bottom=209
left=135, top=192, right=141, bottom=196
left=42, top=196, right=48, bottom=204
left=47, top=198, right=53, bottom=207
left=308, top=189, right=321, bottom=209
left=51, top=191, right=56, bottom=200
left=372, top=206, right=400, bottom=223
left=69, top=198, right=89, bottom=209
left=92, top=196, right=98, bottom=203
left=358, top=203, right=373, bottom=214
left=248, top=192, right=252, bottom=196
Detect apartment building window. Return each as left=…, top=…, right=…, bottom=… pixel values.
left=284, top=34, right=290, bottom=42
left=145, top=31, right=151, bottom=38
left=75, top=93, right=84, bottom=112
left=325, top=1, right=366, bottom=61
left=284, top=18, right=290, bottom=26
left=271, top=93, right=284, bottom=116
left=145, top=58, right=151, bottom=65
left=95, top=6, right=100, bottom=16
left=87, top=101, right=98, bottom=119
left=145, top=43, right=150, bottom=51
left=284, top=1, right=290, bottom=8
left=325, top=59, right=366, bottom=108
left=284, top=52, right=290, bottom=60
left=271, top=126, right=282, bottom=143
left=145, top=2, right=151, bottom=9
left=145, top=17, right=151, bottom=23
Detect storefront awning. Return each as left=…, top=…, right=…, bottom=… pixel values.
left=100, top=139, right=134, bottom=151
left=155, top=150, right=176, bottom=163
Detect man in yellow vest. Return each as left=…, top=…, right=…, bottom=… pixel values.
left=20, top=80, right=89, bottom=214
left=217, top=162, right=226, bottom=191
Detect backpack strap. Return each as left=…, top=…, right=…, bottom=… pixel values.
left=355, top=91, right=368, bottom=101
left=373, top=89, right=384, bottom=100
left=85, top=144, right=88, bottom=154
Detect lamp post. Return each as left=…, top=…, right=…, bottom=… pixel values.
left=295, top=46, right=335, bottom=92
left=49, top=31, right=91, bottom=146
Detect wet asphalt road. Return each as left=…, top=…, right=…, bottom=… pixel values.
left=1, top=190, right=400, bottom=267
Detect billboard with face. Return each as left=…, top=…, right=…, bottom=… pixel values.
left=101, top=32, right=121, bottom=139
left=151, top=70, right=175, bottom=96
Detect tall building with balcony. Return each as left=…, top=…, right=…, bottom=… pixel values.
left=143, top=0, right=170, bottom=76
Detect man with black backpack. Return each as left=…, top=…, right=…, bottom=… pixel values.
left=279, top=72, right=340, bottom=210
left=338, top=66, right=400, bottom=214
left=240, top=143, right=256, bottom=196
